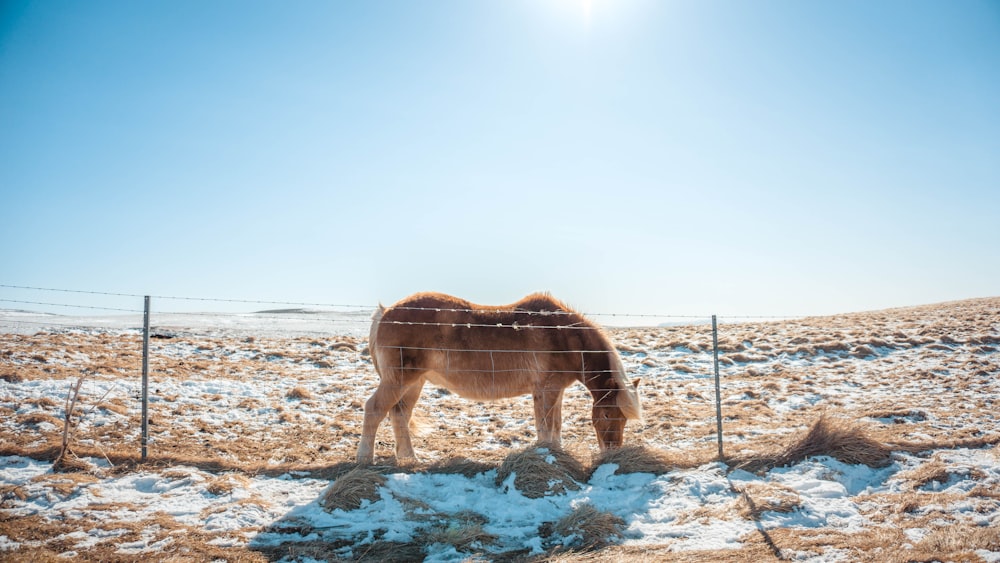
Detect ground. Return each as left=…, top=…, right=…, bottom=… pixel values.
left=1, top=298, right=998, bottom=561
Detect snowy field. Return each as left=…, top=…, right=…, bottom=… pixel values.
left=1, top=298, right=999, bottom=561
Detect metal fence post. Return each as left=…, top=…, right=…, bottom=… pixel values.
left=141, top=296, right=150, bottom=462
left=712, top=314, right=723, bottom=460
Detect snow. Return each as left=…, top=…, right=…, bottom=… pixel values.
left=0, top=455, right=328, bottom=541
left=6, top=444, right=991, bottom=560
left=2, top=304, right=999, bottom=560
left=242, top=455, right=896, bottom=559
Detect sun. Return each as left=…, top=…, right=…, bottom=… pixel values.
left=546, top=0, right=599, bottom=29
left=582, top=0, right=593, bottom=26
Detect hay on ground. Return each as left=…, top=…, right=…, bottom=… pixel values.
left=914, top=523, right=1000, bottom=554
left=589, top=446, right=675, bottom=478
left=320, top=467, right=387, bottom=512
left=495, top=445, right=587, bottom=499
left=551, top=503, right=626, bottom=549
left=896, top=458, right=954, bottom=490
left=424, top=519, right=498, bottom=551
left=352, top=540, right=427, bottom=562
left=732, top=415, right=892, bottom=473
left=889, top=434, right=1000, bottom=455
left=285, top=386, right=313, bottom=400
left=52, top=451, right=92, bottom=473
left=733, top=483, right=802, bottom=519
left=424, top=456, right=497, bottom=477
left=0, top=369, right=24, bottom=383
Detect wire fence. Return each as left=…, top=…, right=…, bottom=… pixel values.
left=0, top=283, right=798, bottom=323
left=1, top=283, right=797, bottom=463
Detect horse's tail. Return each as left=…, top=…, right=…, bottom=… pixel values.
left=368, top=302, right=424, bottom=434
left=368, top=303, right=385, bottom=373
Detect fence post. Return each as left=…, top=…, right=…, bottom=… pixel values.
left=712, top=314, right=723, bottom=460
left=141, top=296, right=150, bottom=462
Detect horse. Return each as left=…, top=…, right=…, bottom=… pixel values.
left=356, top=292, right=642, bottom=464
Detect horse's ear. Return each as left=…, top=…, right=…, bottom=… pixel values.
left=632, top=378, right=641, bottom=390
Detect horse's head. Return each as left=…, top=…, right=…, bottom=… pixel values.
left=591, top=378, right=641, bottom=451
left=592, top=400, right=627, bottom=451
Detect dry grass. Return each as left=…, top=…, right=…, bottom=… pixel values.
left=589, top=445, right=675, bottom=477
left=971, top=483, right=1000, bottom=500
left=351, top=540, right=428, bottom=562
left=858, top=524, right=1000, bottom=563
left=0, top=484, right=28, bottom=504
left=51, top=451, right=93, bottom=473
left=889, top=434, right=1000, bottom=454
left=205, top=473, right=251, bottom=496
left=732, top=483, right=802, bottom=519
left=285, top=386, right=313, bottom=400
left=495, top=445, right=588, bottom=499
left=17, top=412, right=63, bottom=427
left=731, top=414, right=892, bottom=473
left=29, top=472, right=100, bottom=496
left=913, top=523, right=1000, bottom=554
left=424, top=516, right=498, bottom=552
left=424, top=456, right=498, bottom=477
left=0, top=368, right=24, bottom=383
left=25, top=396, right=58, bottom=408
left=550, top=503, right=626, bottom=549
left=1, top=297, right=998, bottom=561
left=864, top=407, right=927, bottom=421
left=897, top=458, right=953, bottom=490
left=320, top=467, right=387, bottom=512
left=96, top=399, right=129, bottom=416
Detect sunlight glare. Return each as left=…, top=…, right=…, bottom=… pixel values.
left=541, top=0, right=647, bottom=34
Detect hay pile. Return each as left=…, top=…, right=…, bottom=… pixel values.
left=589, top=445, right=676, bottom=478
left=424, top=511, right=497, bottom=552
left=320, top=467, right=387, bottom=512
left=732, top=415, right=892, bottom=473
left=550, top=503, right=626, bottom=549
left=423, top=456, right=497, bottom=478
left=495, top=445, right=587, bottom=498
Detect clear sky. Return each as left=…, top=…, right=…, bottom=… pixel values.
left=2, top=0, right=998, bottom=318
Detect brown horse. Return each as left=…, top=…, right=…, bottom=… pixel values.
left=357, top=292, right=642, bottom=464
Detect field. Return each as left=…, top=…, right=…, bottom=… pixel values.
left=1, top=298, right=999, bottom=562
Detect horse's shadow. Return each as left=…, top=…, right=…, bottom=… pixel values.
left=246, top=457, right=690, bottom=562
left=249, top=458, right=480, bottom=562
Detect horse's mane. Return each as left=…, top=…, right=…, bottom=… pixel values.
left=511, top=291, right=565, bottom=312
left=610, top=344, right=642, bottom=421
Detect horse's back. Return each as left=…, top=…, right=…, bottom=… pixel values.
left=371, top=292, right=606, bottom=352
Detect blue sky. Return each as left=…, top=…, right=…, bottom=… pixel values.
left=2, top=0, right=998, bottom=318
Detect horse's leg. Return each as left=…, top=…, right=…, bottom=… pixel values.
left=532, top=387, right=566, bottom=446
left=357, top=378, right=407, bottom=464
left=389, top=379, right=424, bottom=461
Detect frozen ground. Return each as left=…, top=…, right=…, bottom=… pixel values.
left=1, top=298, right=999, bottom=561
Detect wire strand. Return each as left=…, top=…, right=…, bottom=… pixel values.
left=0, top=298, right=142, bottom=313
left=0, top=284, right=370, bottom=310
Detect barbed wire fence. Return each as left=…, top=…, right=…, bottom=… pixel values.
left=0, top=283, right=797, bottom=463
